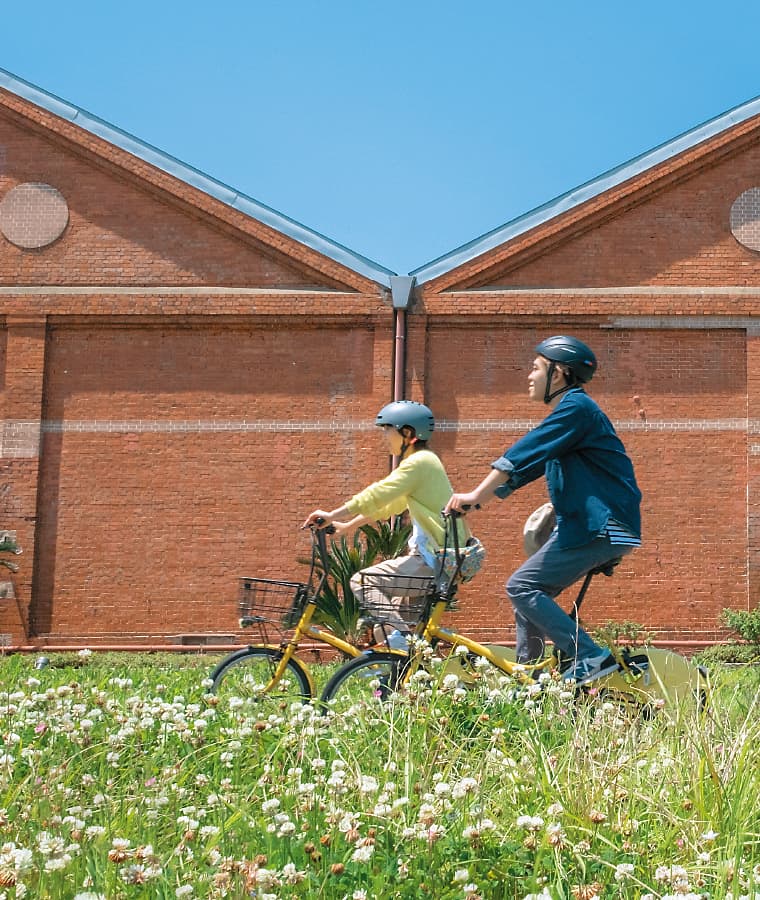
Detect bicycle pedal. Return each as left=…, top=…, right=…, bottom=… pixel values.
left=619, top=653, right=650, bottom=684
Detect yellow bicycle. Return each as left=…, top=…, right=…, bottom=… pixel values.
left=210, top=523, right=362, bottom=709
left=320, top=516, right=709, bottom=717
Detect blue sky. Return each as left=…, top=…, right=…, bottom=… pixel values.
left=3, top=0, right=760, bottom=275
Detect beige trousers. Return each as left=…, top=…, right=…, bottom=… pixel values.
left=350, top=553, right=435, bottom=632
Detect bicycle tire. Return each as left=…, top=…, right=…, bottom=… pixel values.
left=210, top=647, right=312, bottom=712
left=590, top=650, right=709, bottom=719
left=320, top=651, right=407, bottom=714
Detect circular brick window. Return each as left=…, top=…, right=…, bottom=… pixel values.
left=0, top=182, right=69, bottom=249
left=730, top=188, right=760, bottom=252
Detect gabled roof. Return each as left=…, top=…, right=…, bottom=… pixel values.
left=0, top=66, right=395, bottom=288
left=411, top=94, right=760, bottom=286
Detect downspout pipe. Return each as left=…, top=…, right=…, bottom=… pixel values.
left=389, top=276, right=416, bottom=403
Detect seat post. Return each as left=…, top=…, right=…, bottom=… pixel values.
left=569, top=557, right=622, bottom=621
left=569, top=570, right=595, bottom=621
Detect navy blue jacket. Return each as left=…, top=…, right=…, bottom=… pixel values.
left=491, top=389, right=641, bottom=549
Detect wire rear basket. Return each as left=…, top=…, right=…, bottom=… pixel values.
left=238, top=578, right=310, bottom=629
left=357, top=573, right=437, bottom=627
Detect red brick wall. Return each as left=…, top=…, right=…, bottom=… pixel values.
left=25, top=322, right=398, bottom=639
left=2, top=89, right=759, bottom=648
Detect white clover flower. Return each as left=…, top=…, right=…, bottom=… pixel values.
left=45, top=853, right=72, bottom=871
left=261, top=798, right=280, bottom=814
left=351, top=844, right=374, bottom=863
left=277, top=821, right=296, bottom=837
left=655, top=864, right=688, bottom=884
left=453, top=868, right=470, bottom=883
left=359, top=775, right=379, bottom=793
left=614, top=863, right=635, bottom=881
left=517, top=815, right=544, bottom=831
left=451, top=777, right=478, bottom=799
left=73, top=893, right=107, bottom=900
left=11, top=847, right=34, bottom=874
left=281, top=862, right=306, bottom=884
left=175, top=886, right=194, bottom=897
left=37, top=832, right=65, bottom=855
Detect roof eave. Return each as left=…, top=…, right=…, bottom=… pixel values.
left=410, top=94, right=760, bottom=286
left=0, top=66, right=395, bottom=289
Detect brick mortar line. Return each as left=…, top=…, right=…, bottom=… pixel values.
left=0, top=286, right=362, bottom=296
left=0, top=418, right=753, bottom=434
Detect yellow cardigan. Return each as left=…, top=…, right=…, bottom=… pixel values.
left=345, top=449, right=470, bottom=551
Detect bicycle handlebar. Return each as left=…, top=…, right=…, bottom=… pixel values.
left=312, top=516, right=336, bottom=535
left=443, top=503, right=480, bottom=519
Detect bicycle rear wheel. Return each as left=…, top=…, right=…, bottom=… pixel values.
left=592, top=649, right=709, bottom=719
left=210, top=647, right=312, bottom=714
left=320, top=651, right=407, bottom=715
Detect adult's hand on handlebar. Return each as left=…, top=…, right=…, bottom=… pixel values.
left=444, top=492, right=481, bottom=515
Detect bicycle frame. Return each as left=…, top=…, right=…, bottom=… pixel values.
left=403, top=514, right=695, bottom=700
left=413, top=596, right=553, bottom=685
left=250, top=600, right=362, bottom=696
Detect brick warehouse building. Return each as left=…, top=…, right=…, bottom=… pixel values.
left=2, top=67, right=760, bottom=650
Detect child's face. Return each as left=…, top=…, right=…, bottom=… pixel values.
left=380, top=426, right=405, bottom=455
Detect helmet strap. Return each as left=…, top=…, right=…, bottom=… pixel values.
left=399, top=431, right=417, bottom=459
left=543, top=361, right=575, bottom=404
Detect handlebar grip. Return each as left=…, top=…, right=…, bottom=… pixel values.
left=443, top=503, right=481, bottom=518
left=312, top=517, right=336, bottom=535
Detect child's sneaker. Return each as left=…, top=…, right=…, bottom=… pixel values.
left=386, top=630, right=411, bottom=652
left=561, top=652, right=619, bottom=686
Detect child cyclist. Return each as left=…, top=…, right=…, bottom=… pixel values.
left=446, top=336, right=642, bottom=685
left=302, top=400, right=469, bottom=650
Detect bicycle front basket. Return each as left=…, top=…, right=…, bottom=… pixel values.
left=238, top=578, right=310, bottom=628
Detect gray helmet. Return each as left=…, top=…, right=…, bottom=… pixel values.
left=536, top=335, right=597, bottom=384
left=375, top=400, right=435, bottom=441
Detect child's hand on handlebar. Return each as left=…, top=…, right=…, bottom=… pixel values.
left=330, top=521, right=352, bottom=537
left=301, top=510, right=333, bottom=530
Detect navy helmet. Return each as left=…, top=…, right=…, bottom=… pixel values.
left=536, top=335, right=597, bottom=384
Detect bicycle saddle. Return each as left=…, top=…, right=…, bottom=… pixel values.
left=589, top=557, right=622, bottom=577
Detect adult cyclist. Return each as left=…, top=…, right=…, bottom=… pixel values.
left=446, top=336, right=642, bottom=685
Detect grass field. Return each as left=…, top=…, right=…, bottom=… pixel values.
left=0, top=651, right=758, bottom=899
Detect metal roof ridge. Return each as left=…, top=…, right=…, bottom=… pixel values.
left=0, top=66, right=395, bottom=286
left=410, top=94, right=760, bottom=285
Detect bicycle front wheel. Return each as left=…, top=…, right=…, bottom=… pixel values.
left=320, top=651, right=407, bottom=716
left=210, top=647, right=312, bottom=714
